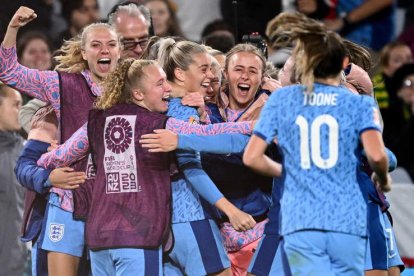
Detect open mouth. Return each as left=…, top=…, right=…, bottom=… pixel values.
left=162, top=94, right=170, bottom=102
left=237, top=83, right=250, bottom=95
left=97, top=58, right=111, bottom=73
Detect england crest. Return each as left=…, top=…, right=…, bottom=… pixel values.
left=49, top=223, right=65, bottom=242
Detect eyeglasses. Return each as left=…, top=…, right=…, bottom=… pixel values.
left=402, top=79, right=414, bottom=89
left=121, top=38, right=149, bottom=51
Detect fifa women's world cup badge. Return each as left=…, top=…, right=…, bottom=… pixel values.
left=103, top=116, right=140, bottom=194
left=105, top=117, right=133, bottom=154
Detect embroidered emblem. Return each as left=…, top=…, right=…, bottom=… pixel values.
left=49, top=223, right=65, bottom=242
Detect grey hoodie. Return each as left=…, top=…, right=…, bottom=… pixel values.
left=0, top=131, right=27, bottom=276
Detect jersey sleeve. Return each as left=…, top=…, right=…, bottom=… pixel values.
left=178, top=133, right=249, bottom=153
left=37, top=123, right=89, bottom=169
left=253, top=91, right=280, bottom=144
left=166, top=117, right=253, bottom=135
left=0, top=45, right=61, bottom=112
left=355, top=95, right=382, bottom=135
left=177, top=150, right=224, bottom=205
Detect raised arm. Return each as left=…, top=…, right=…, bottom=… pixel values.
left=166, top=117, right=253, bottom=135
left=37, top=123, right=90, bottom=169
left=1, top=7, right=60, bottom=110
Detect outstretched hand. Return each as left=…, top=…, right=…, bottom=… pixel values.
left=139, top=129, right=178, bottom=152
left=8, top=6, right=37, bottom=29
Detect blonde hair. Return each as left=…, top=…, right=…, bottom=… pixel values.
left=95, top=59, right=157, bottom=109
left=267, top=12, right=346, bottom=92
left=54, top=23, right=119, bottom=73
left=157, top=38, right=207, bottom=81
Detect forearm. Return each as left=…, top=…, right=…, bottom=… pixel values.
left=37, top=123, right=89, bottom=168
left=178, top=150, right=224, bottom=205
left=243, top=135, right=282, bottom=177
left=347, top=0, right=393, bottom=24
left=243, top=154, right=282, bottom=177
left=166, top=117, right=253, bottom=135
left=177, top=133, right=249, bottom=153
left=0, top=45, right=60, bottom=108
left=15, top=140, right=53, bottom=194
left=2, top=26, right=18, bottom=48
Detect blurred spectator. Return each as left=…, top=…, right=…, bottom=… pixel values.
left=399, top=24, right=414, bottom=57
left=108, top=2, right=151, bottom=58
left=144, top=0, right=184, bottom=37
left=390, top=63, right=414, bottom=179
left=17, top=31, right=53, bottom=72
left=54, top=0, right=100, bottom=49
left=324, top=0, right=396, bottom=51
left=201, top=20, right=235, bottom=53
left=282, top=0, right=336, bottom=20
left=175, top=0, right=222, bottom=42
left=221, top=0, right=281, bottom=42
left=16, top=31, right=53, bottom=134
left=0, top=83, right=27, bottom=276
left=372, top=41, right=413, bottom=152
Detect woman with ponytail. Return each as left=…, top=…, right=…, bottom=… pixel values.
left=243, top=12, right=389, bottom=276
left=1, top=6, right=122, bottom=275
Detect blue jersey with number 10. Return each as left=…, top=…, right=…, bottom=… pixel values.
left=254, top=83, right=381, bottom=237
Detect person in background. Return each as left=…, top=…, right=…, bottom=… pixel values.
left=324, top=0, right=396, bottom=52
left=390, top=63, right=414, bottom=180
left=372, top=41, right=413, bottom=156
left=144, top=0, right=184, bottom=38
left=16, top=31, right=53, bottom=134
left=108, top=2, right=151, bottom=59
left=0, top=83, right=27, bottom=276
left=54, top=0, right=100, bottom=50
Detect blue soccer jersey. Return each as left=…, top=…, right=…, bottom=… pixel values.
left=254, top=83, right=381, bottom=237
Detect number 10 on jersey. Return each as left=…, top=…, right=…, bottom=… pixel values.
left=295, top=115, right=339, bottom=169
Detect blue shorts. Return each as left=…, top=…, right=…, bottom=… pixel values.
left=41, top=202, right=85, bottom=257
left=284, top=230, right=366, bottom=276
left=384, top=212, right=404, bottom=271
left=90, top=247, right=162, bottom=276
left=31, top=239, right=48, bottom=276
left=165, top=219, right=230, bottom=276
left=365, top=203, right=405, bottom=271
left=365, top=201, right=388, bottom=270
left=248, top=234, right=291, bottom=276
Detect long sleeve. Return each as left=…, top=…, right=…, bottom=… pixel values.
left=0, top=45, right=61, bottom=115
left=178, top=133, right=249, bottom=153
left=37, top=123, right=89, bottom=169
left=166, top=117, right=253, bottom=135
left=177, top=150, right=224, bottom=205
left=15, top=140, right=53, bottom=194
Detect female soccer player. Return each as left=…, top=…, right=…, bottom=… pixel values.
left=243, top=24, right=390, bottom=276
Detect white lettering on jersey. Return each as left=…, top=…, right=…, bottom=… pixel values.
left=303, top=93, right=338, bottom=106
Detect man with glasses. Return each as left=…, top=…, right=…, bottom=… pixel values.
left=108, top=3, right=151, bottom=59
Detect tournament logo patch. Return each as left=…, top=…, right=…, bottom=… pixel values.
left=105, top=117, right=133, bottom=154
left=104, top=115, right=141, bottom=194
left=49, top=223, right=65, bottom=242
